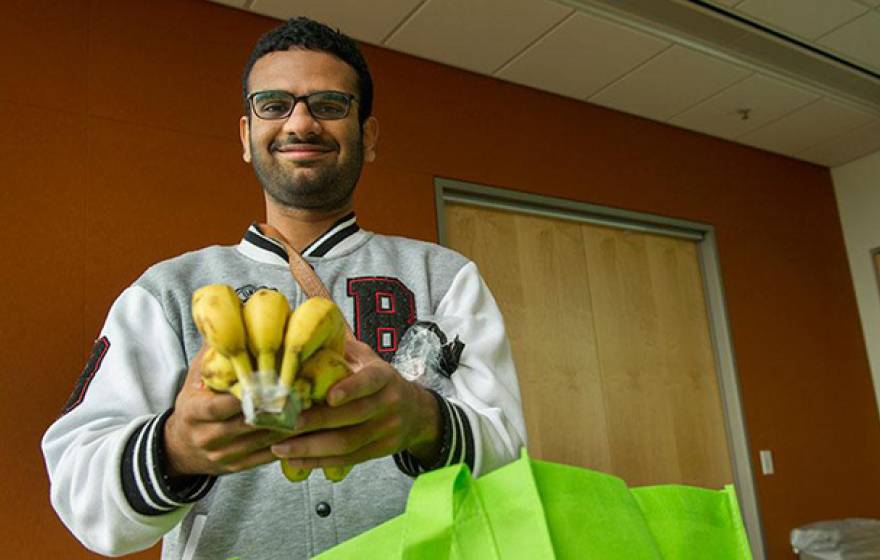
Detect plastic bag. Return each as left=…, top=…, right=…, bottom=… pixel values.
left=791, top=518, right=880, bottom=559
left=391, top=321, right=464, bottom=398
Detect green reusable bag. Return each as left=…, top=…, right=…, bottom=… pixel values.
left=316, top=449, right=753, bottom=559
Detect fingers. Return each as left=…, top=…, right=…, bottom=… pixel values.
left=186, top=390, right=243, bottom=422
left=272, top=413, right=401, bottom=462
left=277, top=432, right=402, bottom=471
left=327, top=361, right=392, bottom=407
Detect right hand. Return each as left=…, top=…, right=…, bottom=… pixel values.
left=163, top=347, right=291, bottom=477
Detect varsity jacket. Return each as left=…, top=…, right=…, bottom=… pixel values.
left=41, top=214, right=527, bottom=559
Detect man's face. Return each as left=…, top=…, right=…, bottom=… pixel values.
left=239, top=49, right=378, bottom=211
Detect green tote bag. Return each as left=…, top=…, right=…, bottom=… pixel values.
left=316, top=449, right=752, bottom=559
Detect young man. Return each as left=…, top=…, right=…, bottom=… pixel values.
left=42, top=17, right=526, bottom=559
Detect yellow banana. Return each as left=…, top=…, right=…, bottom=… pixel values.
left=200, top=346, right=238, bottom=392
left=280, top=459, right=311, bottom=482
left=323, top=465, right=354, bottom=482
left=300, top=348, right=354, bottom=483
left=243, top=288, right=290, bottom=374
left=192, top=284, right=254, bottom=389
left=278, top=297, right=344, bottom=389
left=298, top=348, right=351, bottom=402
left=276, top=297, right=355, bottom=483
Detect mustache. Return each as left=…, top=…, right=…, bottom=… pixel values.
left=270, top=135, right=338, bottom=151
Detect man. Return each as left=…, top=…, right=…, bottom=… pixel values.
left=42, top=17, right=526, bottom=560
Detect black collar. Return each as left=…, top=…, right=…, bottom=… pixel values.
left=241, top=212, right=360, bottom=263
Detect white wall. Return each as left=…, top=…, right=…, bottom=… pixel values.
left=833, top=149, right=880, bottom=411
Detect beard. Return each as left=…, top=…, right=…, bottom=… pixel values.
left=251, top=133, right=364, bottom=212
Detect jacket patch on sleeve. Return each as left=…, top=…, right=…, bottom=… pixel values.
left=347, top=277, right=416, bottom=360
left=62, top=336, right=110, bottom=415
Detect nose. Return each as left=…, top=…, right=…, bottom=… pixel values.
left=280, top=99, right=322, bottom=138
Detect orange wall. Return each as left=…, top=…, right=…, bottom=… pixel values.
left=2, top=1, right=878, bottom=558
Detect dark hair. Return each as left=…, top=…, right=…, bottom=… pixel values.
left=242, top=17, right=373, bottom=126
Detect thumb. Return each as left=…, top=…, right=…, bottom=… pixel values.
left=344, top=339, right=377, bottom=369
left=185, top=345, right=209, bottom=389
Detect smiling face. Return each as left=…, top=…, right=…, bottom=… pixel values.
left=239, top=48, right=378, bottom=212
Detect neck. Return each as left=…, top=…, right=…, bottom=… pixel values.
left=264, top=197, right=354, bottom=253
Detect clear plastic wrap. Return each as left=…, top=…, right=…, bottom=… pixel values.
left=241, top=370, right=302, bottom=431
left=391, top=321, right=464, bottom=398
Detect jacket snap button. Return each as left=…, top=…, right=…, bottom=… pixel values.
left=315, top=501, right=331, bottom=517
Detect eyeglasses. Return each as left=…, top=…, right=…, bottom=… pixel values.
left=247, top=90, right=357, bottom=121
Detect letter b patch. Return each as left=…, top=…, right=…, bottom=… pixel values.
left=347, top=277, right=416, bottom=360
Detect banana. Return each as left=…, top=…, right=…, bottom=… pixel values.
left=276, top=297, right=355, bottom=483
left=280, top=459, right=311, bottom=482
left=278, top=297, right=344, bottom=389
left=200, top=346, right=238, bottom=392
left=243, top=288, right=290, bottom=374
left=298, top=348, right=351, bottom=402
left=323, top=465, right=354, bottom=482
left=192, top=284, right=254, bottom=389
left=299, top=348, right=354, bottom=483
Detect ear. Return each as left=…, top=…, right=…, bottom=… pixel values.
left=239, top=115, right=252, bottom=163
left=362, top=116, right=379, bottom=163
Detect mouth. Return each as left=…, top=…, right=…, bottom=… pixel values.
left=273, top=143, right=335, bottom=162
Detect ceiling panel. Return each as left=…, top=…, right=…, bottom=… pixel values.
left=737, top=97, right=877, bottom=156
left=669, top=74, right=818, bottom=139
left=589, top=45, right=752, bottom=122
left=249, top=0, right=423, bottom=45
left=496, top=11, right=669, bottom=100
left=734, top=0, right=868, bottom=40
left=818, top=11, right=880, bottom=71
left=384, top=0, right=572, bottom=75
left=796, top=118, right=880, bottom=166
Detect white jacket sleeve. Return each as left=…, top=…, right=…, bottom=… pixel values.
left=41, top=286, right=211, bottom=556
left=393, top=261, right=527, bottom=478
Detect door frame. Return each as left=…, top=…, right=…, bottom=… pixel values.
left=435, top=177, right=767, bottom=560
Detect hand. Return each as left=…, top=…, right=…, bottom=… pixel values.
left=163, top=346, right=291, bottom=477
left=271, top=340, right=442, bottom=470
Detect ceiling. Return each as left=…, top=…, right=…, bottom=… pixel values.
left=208, top=0, right=880, bottom=168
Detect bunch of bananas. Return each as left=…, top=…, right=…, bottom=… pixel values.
left=191, top=284, right=354, bottom=482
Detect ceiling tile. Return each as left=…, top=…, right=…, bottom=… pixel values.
left=669, top=74, right=818, bottom=139
left=737, top=98, right=877, bottom=156
left=818, top=11, right=880, bottom=71
left=496, top=12, right=669, bottom=100
left=249, top=0, right=424, bottom=45
left=588, top=45, right=751, bottom=122
left=384, top=0, right=572, bottom=75
left=709, top=0, right=744, bottom=6
left=796, top=118, right=880, bottom=167
left=735, top=0, right=868, bottom=39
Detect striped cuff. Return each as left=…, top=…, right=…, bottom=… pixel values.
left=121, top=410, right=216, bottom=516
left=393, top=389, right=475, bottom=477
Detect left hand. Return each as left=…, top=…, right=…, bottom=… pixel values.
left=271, top=339, right=442, bottom=469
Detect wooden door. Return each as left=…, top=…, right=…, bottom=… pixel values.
left=445, top=202, right=733, bottom=488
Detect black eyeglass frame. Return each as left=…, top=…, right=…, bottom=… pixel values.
left=246, top=90, right=359, bottom=121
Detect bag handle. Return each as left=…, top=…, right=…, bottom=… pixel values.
left=258, top=223, right=355, bottom=342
